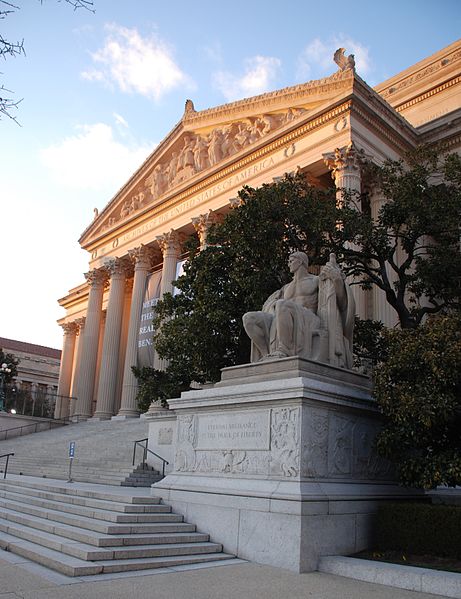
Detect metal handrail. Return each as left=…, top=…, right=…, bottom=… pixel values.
left=132, top=437, right=169, bottom=477
left=0, top=452, right=14, bottom=479
left=0, top=418, right=69, bottom=441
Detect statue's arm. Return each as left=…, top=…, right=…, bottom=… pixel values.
left=262, top=287, right=283, bottom=312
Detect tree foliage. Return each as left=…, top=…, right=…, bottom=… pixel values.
left=0, top=347, right=19, bottom=383
left=374, top=313, right=461, bottom=489
left=332, top=147, right=461, bottom=329
left=131, top=366, right=189, bottom=412
left=153, top=173, right=337, bottom=385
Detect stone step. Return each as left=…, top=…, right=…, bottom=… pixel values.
left=0, top=519, right=221, bottom=561
left=0, top=499, right=184, bottom=535
left=0, top=478, right=160, bottom=503
left=0, top=530, right=234, bottom=576
left=0, top=482, right=162, bottom=512
left=0, top=506, right=196, bottom=545
left=0, top=489, right=172, bottom=521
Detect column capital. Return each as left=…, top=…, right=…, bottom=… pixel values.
left=323, top=142, right=365, bottom=180
left=61, top=322, right=78, bottom=336
left=74, top=317, right=86, bottom=333
left=156, top=230, right=184, bottom=256
left=104, top=256, right=132, bottom=278
left=192, top=211, right=218, bottom=250
left=128, top=244, right=156, bottom=270
left=228, top=197, right=243, bottom=209
left=84, top=268, right=109, bottom=288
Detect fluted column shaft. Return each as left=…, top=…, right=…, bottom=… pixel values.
left=94, top=259, right=128, bottom=419
left=55, top=322, right=77, bottom=419
left=154, top=231, right=181, bottom=371
left=74, top=269, right=107, bottom=420
left=324, top=143, right=367, bottom=320
left=70, top=318, right=85, bottom=417
left=118, top=246, right=153, bottom=417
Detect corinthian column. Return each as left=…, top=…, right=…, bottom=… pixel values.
left=54, top=322, right=77, bottom=419
left=324, top=142, right=368, bottom=320
left=117, top=245, right=153, bottom=418
left=73, top=268, right=108, bottom=420
left=93, top=258, right=129, bottom=419
left=70, top=317, right=85, bottom=417
left=192, top=211, right=217, bottom=250
left=154, top=230, right=182, bottom=371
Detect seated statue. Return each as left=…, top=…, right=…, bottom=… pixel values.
left=242, top=252, right=355, bottom=369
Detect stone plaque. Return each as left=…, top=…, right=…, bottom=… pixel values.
left=196, top=411, right=270, bottom=451
left=158, top=427, right=173, bottom=445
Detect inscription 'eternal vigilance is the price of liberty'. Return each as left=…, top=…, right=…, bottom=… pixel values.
left=196, top=412, right=270, bottom=451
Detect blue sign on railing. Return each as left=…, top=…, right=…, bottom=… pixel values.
left=69, top=441, right=76, bottom=459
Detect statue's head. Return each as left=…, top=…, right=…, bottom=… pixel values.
left=288, top=251, right=309, bottom=272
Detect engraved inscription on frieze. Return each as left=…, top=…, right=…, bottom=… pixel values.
left=158, top=427, right=173, bottom=445
left=196, top=411, right=270, bottom=451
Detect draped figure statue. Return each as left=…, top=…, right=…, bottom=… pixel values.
left=242, top=252, right=355, bottom=369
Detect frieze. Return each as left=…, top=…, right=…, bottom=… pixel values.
left=269, top=407, right=300, bottom=477
left=379, top=49, right=461, bottom=99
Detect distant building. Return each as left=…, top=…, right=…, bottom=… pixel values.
left=0, top=337, right=61, bottom=402
left=56, top=40, right=461, bottom=421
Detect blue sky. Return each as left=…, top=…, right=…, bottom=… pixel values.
left=0, top=0, right=460, bottom=350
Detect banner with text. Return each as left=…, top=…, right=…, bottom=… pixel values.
left=137, top=270, right=162, bottom=368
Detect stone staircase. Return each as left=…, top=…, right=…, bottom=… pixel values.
left=0, top=418, right=162, bottom=485
left=0, top=476, right=235, bottom=576
left=121, top=464, right=163, bottom=487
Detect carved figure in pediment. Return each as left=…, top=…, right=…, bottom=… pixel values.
left=193, top=135, right=210, bottom=171
left=120, top=199, right=131, bottom=219
left=221, top=125, right=238, bottom=158
left=208, top=128, right=223, bottom=166
left=234, top=123, right=251, bottom=150
left=150, top=164, right=167, bottom=198
left=247, top=119, right=263, bottom=144
left=260, top=114, right=279, bottom=135
left=179, top=134, right=196, bottom=171
left=167, top=152, right=179, bottom=185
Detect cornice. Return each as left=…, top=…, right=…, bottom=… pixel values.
left=183, top=69, right=354, bottom=126
left=375, top=39, right=461, bottom=101
left=394, top=75, right=461, bottom=113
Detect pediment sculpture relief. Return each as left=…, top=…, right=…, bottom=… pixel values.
left=100, top=107, right=307, bottom=232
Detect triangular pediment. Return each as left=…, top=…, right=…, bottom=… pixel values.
left=80, top=68, right=356, bottom=245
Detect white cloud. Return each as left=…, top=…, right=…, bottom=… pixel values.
left=81, top=23, right=193, bottom=100
left=40, top=123, right=153, bottom=192
left=113, top=112, right=128, bottom=128
left=297, top=36, right=372, bottom=80
left=213, top=55, right=281, bottom=102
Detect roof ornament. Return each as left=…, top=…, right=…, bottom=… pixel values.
left=333, top=48, right=355, bottom=72
left=184, top=99, right=196, bottom=116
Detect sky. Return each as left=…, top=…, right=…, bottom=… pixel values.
left=0, top=0, right=460, bottom=351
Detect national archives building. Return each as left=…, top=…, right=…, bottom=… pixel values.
left=55, top=40, right=461, bottom=422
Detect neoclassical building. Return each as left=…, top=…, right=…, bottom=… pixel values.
left=56, top=40, right=461, bottom=421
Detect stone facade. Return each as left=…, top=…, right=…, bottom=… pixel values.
left=57, top=41, right=461, bottom=419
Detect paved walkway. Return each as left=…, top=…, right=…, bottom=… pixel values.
left=0, top=550, right=445, bottom=599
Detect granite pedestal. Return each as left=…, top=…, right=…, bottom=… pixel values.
left=152, top=358, right=421, bottom=572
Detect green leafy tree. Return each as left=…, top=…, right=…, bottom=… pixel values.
left=153, top=173, right=337, bottom=385
left=132, top=366, right=189, bottom=412
left=332, top=147, right=461, bottom=329
left=374, top=313, right=461, bottom=488
left=0, top=348, right=19, bottom=383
